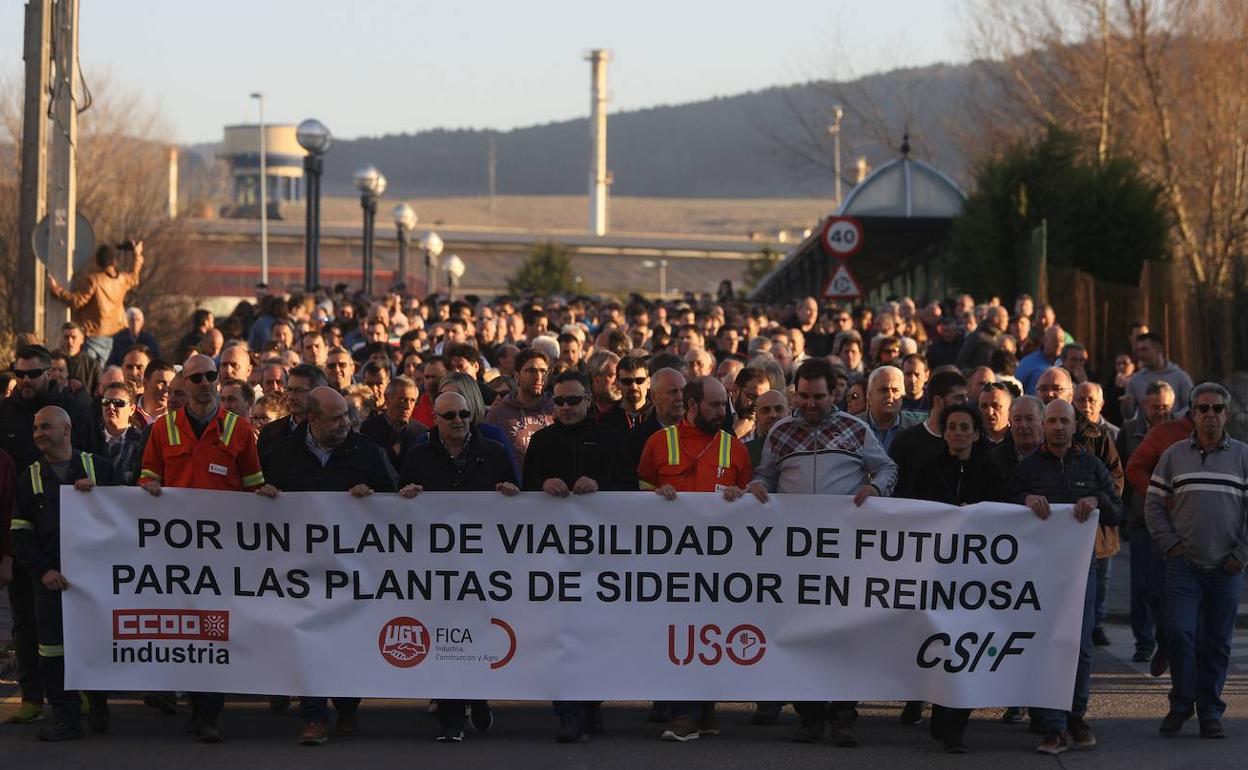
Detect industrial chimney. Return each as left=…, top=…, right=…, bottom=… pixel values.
left=586, top=49, right=611, bottom=236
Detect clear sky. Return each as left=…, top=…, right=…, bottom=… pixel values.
left=0, top=0, right=968, bottom=144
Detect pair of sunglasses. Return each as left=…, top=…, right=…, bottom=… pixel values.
left=101, top=397, right=130, bottom=409
left=438, top=410, right=472, bottom=420
left=12, top=368, right=46, bottom=379
left=552, top=395, right=588, bottom=406
left=619, top=377, right=647, bottom=386
left=1196, top=403, right=1227, bottom=414
left=187, top=371, right=219, bottom=384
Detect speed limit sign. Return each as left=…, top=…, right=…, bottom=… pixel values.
left=821, top=216, right=863, bottom=259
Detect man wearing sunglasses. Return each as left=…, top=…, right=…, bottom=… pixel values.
left=398, top=390, right=517, bottom=743
left=522, top=370, right=633, bottom=744
left=1146, top=383, right=1248, bottom=740
left=138, top=354, right=269, bottom=743
left=95, top=382, right=144, bottom=485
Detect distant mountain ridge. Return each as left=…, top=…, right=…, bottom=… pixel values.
left=189, top=63, right=983, bottom=200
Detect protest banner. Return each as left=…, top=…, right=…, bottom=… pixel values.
left=61, top=487, right=1096, bottom=708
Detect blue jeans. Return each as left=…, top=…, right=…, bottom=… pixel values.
left=1032, top=562, right=1097, bottom=733
left=1164, top=556, right=1243, bottom=721
left=300, top=696, right=359, bottom=724
left=84, top=335, right=113, bottom=365
left=1129, top=527, right=1166, bottom=652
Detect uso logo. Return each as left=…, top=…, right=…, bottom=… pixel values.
left=113, top=610, right=229, bottom=641
left=378, top=616, right=430, bottom=668
left=668, top=623, right=767, bottom=666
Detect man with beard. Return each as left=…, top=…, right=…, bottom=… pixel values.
left=523, top=371, right=633, bottom=743
left=484, top=349, right=555, bottom=467
left=262, top=387, right=396, bottom=745
left=732, top=358, right=897, bottom=749
left=724, top=366, right=770, bottom=440
left=636, top=376, right=751, bottom=741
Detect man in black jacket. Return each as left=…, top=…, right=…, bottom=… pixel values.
left=359, top=375, right=426, bottom=470
left=261, top=386, right=396, bottom=746
left=1011, top=399, right=1123, bottom=756
left=10, top=406, right=117, bottom=741
left=0, top=345, right=96, bottom=725
left=257, top=363, right=326, bottom=469
left=523, top=371, right=632, bottom=743
left=398, top=390, right=518, bottom=743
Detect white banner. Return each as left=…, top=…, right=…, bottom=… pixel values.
left=61, top=488, right=1096, bottom=708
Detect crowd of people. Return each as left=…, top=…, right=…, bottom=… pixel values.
left=1, top=242, right=1244, bottom=756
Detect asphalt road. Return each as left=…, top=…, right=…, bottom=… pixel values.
left=2, top=624, right=1246, bottom=769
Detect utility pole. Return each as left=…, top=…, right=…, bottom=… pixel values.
left=17, top=0, right=51, bottom=338
left=487, top=135, right=497, bottom=218
left=44, top=0, right=80, bottom=337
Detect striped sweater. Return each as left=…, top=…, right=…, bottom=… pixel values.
left=1145, top=433, right=1248, bottom=568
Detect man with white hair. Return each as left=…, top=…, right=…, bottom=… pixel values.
left=108, top=306, right=160, bottom=366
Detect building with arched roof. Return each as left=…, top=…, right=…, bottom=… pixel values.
left=750, top=137, right=966, bottom=303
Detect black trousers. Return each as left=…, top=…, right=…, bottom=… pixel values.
left=795, top=700, right=857, bottom=725
left=8, top=562, right=44, bottom=704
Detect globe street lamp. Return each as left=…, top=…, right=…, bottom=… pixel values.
left=445, top=253, right=465, bottom=301
left=392, top=203, right=417, bottom=293
left=296, top=118, right=331, bottom=291
left=354, top=163, right=386, bottom=297
left=418, top=230, right=444, bottom=297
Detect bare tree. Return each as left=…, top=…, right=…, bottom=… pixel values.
left=0, top=74, right=206, bottom=355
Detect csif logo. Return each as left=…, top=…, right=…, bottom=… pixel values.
left=378, top=616, right=430, bottom=668
left=916, top=631, right=1035, bottom=673
left=668, top=624, right=766, bottom=666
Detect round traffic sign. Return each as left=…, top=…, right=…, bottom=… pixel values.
left=821, top=216, right=863, bottom=259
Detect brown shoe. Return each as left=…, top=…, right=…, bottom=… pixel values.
left=298, top=721, right=328, bottom=746
left=333, top=713, right=358, bottom=737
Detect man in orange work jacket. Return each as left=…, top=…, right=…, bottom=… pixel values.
left=138, top=354, right=270, bottom=743
left=636, top=376, right=752, bottom=743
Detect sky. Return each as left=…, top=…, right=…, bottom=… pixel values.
left=0, top=0, right=968, bottom=145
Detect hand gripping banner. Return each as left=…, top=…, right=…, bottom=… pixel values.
left=61, top=488, right=1096, bottom=708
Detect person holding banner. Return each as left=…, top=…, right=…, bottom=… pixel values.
left=138, top=354, right=270, bottom=743
left=1011, top=399, right=1122, bottom=755
left=400, top=390, right=520, bottom=743
left=731, top=357, right=898, bottom=749
left=523, top=370, right=633, bottom=744
left=911, top=403, right=996, bottom=753
left=10, top=406, right=117, bottom=741
left=636, top=376, right=752, bottom=742
left=262, top=386, right=398, bottom=746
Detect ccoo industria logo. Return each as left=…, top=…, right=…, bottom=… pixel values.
left=111, top=609, right=231, bottom=665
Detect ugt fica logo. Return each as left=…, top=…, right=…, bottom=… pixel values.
left=668, top=623, right=767, bottom=666
left=378, top=616, right=430, bottom=668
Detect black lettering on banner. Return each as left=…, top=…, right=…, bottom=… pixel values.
left=137, top=518, right=222, bottom=550
left=746, top=525, right=772, bottom=556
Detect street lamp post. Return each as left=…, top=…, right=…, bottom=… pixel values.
left=642, top=259, right=668, bottom=297
left=296, top=118, right=331, bottom=291
left=445, top=253, right=465, bottom=301
left=354, top=164, right=386, bottom=297
left=250, top=92, right=268, bottom=285
left=393, top=203, right=417, bottom=292
left=829, top=105, right=844, bottom=209
left=418, top=230, right=444, bottom=297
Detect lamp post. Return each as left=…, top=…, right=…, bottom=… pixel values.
left=296, top=118, right=331, bottom=291
left=354, top=163, right=386, bottom=297
left=418, top=230, right=444, bottom=297
left=393, top=203, right=417, bottom=292
left=445, top=253, right=465, bottom=301
left=250, top=92, right=268, bottom=285
left=642, top=259, right=668, bottom=297
left=828, top=105, right=844, bottom=209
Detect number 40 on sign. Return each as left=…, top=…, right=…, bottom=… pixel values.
left=821, top=216, right=863, bottom=259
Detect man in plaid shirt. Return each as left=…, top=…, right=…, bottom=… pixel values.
left=729, top=357, right=897, bottom=749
